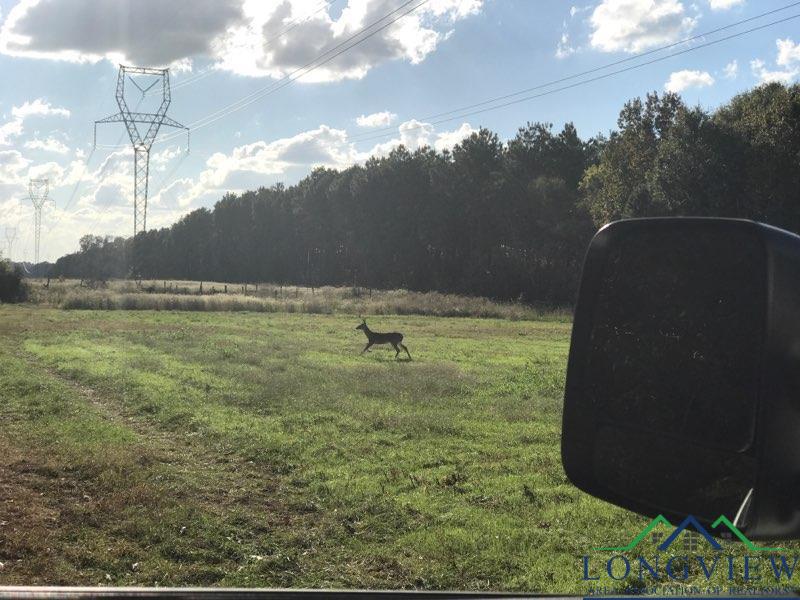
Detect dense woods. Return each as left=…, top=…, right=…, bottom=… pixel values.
left=51, top=83, right=800, bottom=306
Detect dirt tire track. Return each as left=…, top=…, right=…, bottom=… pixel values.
left=17, top=348, right=286, bottom=509
left=1, top=347, right=302, bottom=585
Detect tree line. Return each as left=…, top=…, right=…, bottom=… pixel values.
left=51, top=83, right=800, bottom=307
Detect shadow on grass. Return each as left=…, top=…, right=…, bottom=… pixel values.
left=361, top=352, right=414, bottom=363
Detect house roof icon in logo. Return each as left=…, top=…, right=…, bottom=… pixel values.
left=711, top=515, right=783, bottom=552
left=657, top=515, right=722, bottom=551
left=594, top=514, right=784, bottom=553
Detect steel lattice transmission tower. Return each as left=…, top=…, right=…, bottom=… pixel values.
left=29, top=178, right=50, bottom=264
left=4, top=226, right=17, bottom=260
left=95, top=65, right=189, bottom=236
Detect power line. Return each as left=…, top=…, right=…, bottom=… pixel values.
left=149, top=148, right=189, bottom=199
left=182, top=0, right=429, bottom=129
left=165, top=0, right=342, bottom=95
left=263, top=0, right=341, bottom=53
left=97, top=0, right=430, bottom=150
left=94, top=0, right=798, bottom=153
left=43, top=0, right=401, bottom=243
left=44, top=95, right=148, bottom=233
left=134, top=11, right=800, bottom=240
left=352, top=11, right=800, bottom=144
left=348, top=0, right=800, bottom=142
left=183, top=0, right=429, bottom=134
left=42, top=1, right=799, bottom=253
left=59, top=147, right=96, bottom=215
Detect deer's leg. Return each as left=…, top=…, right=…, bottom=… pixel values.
left=392, top=342, right=400, bottom=358
left=400, top=343, right=411, bottom=359
left=361, top=342, right=373, bottom=354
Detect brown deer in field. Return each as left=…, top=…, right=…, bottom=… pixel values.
left=356, top=319, right=411, bottom=359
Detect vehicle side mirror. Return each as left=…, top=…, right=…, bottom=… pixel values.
left=561, top=217, right=800, bottom=540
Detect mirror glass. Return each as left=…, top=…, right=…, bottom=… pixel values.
left=584, top=223, right=767, bottom=520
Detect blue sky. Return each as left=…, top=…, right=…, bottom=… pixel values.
left=0, top=0, right=798, bottom=261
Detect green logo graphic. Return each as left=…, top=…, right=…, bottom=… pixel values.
left=595, top=514, right=784, bottom=552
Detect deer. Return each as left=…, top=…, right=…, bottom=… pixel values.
left=356, top=318, right=411, bottom=360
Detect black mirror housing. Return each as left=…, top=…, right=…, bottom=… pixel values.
left=562, top=217, right=800, bottom=540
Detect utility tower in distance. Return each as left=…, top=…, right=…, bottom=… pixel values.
left=4, top=226, right=16, bottom=260
left=29, top=178, right=50, bottom=264
left=95, top=65, right=189, bottom=237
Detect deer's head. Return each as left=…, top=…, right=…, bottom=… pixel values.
left=355, top=319, right=367, bottom=331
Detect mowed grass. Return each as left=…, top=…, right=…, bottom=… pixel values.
left=0, top=306, right=688, bottom=591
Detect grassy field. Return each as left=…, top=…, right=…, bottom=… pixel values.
left=0, top=305, right=791, bottom=592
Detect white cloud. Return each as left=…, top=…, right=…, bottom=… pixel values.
left=589, top=0, right=697, bottom=53
left=556, top=4, right=589, bottom=59
left=367, top=119, right=475, bottom=156
left=664, top=69, right=714, bottom=92
left=24, top=137, right=70, bottom=154
left=0, top=149, right=30, bottom=183
left=163, top=119, right=475, bottom=208
left=356, top=111, right=398, bottom=128
left=169, top=125, right=358, bottom=207
left=0, top=116, right=24, bottom=146
left=369, top=119, right=435, bottom=156
left=62, top=154, right=102, bottom=187
left=219, top=125, right=355, bottom=174
left=0, top=145, right=147, bottom=261
left=2, top=115, right=479, bottom=259
left=1, top=0, right=482, bottom=81
left=208, top=0, right=483, bottom=81
left=0, top=98, right=70, bottom=145
left=709, top=0, right=745, bottom=9
left=776, top=38, right=800, bottom=67
left=12, top=98, right=70, bottom=120
left=151, top=146, right=184, bottom=171
left=431, top=122, right=476, bottom=152
left=0, top=0, right=244, bottom=67
left=27, top=160, right=64, bottom=183
left=750, top=38, right=800, bottom=85
left=723, top=59, right=738, bottom=79
left=750, top=58, right=797, bottom=84
left=556, top=32, right=577, bottom=59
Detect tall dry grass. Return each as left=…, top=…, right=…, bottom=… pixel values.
left=29, top=278, right=571, bottom=321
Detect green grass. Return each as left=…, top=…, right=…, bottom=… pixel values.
left=0, top=305, right=793, bottom=592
